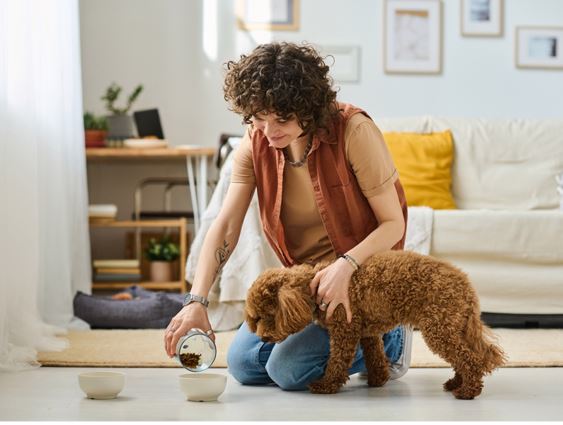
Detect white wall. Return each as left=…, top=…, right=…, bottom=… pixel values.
left=80, top=0, right=563, bottom=149
left=80, top=0, right=563, bottom=257
left=80, top=0, right=205, bottom=145
left=289, top=0, right=563, bottom=119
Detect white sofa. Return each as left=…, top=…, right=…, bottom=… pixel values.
left=376, top=116, right=563, bottom=318
left=188, top=117, right=563, bottom=330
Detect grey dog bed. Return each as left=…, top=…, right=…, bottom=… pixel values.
left=73, top=286, right=185, bottom=329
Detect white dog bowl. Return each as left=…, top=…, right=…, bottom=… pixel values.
left=78, top=371, right=125, bottom=400
left=179, top=373, right=227, bottom=402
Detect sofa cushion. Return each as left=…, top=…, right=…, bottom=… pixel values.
left=384, top=131, right=456, bottom=209
left=430, top=209, right=563, bottom=314
left=431, top=209, right=563, bottom=261
left=431, top=117, right=563, bottom=210
left=431, top=256, right=563, bottom=314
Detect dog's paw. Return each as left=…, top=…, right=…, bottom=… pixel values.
left=443, top=375, right=463, bottom=392
left=452, top=386, right=481, bottom=400
left=367, top=373, right=389, bottom=388
left=309, top=380, right=340, bottom=394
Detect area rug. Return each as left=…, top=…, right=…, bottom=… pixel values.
left=37, top=328, right=563, bottom=368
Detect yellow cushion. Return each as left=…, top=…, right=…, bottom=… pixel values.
left=383, top=131, right=456, bottom=210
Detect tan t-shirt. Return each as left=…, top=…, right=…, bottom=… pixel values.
left=231, top=113, right=398, bottom=264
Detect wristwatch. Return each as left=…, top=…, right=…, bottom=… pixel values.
left=183, top=293, right=209, bottom=308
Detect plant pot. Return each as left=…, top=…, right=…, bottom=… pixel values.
left=85, top=130, right=107, bottom=148
left=150, top=261, right=172, bottom=282
left=107, top=114, right=135, bottom=140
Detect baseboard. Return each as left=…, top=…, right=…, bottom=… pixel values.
left=482, top=312, right=563, bottom=328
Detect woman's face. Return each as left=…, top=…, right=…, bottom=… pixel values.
left=251, top=112, right=304, bottom=149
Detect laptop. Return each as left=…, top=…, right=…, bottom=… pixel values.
left=133, top=108, right=165, bottom=139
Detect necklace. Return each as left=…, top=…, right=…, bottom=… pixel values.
left=284, top=136, right=313, bottom=168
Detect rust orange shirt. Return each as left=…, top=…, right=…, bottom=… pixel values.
left=232, top=103, right=407, bottom=266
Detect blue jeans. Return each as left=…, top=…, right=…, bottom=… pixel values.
left=227, top=321, right=405, bottom=391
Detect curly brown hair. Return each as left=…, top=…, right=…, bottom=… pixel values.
left=223, top=42, right=338, bottom=135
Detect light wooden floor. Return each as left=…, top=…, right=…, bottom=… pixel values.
left=1, top=367, right=562, bottom=421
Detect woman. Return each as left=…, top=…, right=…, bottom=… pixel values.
left=164, top=42, right=412, bottom=390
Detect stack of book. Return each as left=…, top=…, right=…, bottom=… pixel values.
left=93, top=259, right=141, bottom=282
left=88, top=204, right=118, bottom=223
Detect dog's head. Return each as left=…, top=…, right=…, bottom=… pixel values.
left=245, top=264, right=317, bottom=343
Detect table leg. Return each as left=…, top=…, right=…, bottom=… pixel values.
left=186, top=157, right=200, bottom=234
left=198, top=156, right=208, bottom=217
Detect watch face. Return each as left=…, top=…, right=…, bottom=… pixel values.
left=184, top=294, right=208, bottom=307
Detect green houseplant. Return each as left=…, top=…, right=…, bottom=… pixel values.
left=101, top=82, right=144, bottom=140
left=145, top=237, right=179, bottom=282
left=83, top=112, right=108, bottom=148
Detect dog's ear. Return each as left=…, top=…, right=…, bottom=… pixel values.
left=245, top=269, right=289, bottom=334
left=244, top=304, right=258, bottom=333
left=275, top=284, right=313, bottom=334
left=258, top=269, right=287, bottom=295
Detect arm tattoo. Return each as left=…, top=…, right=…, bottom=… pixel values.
left=214, top=240, right=231, bottom=278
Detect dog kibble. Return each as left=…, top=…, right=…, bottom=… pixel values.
left=175, top=329, right=217, bottom=372
left=179, top=352, right=201, bottom=369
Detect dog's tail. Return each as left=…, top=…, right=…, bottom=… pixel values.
left=465, top=302, right=507, bottom=373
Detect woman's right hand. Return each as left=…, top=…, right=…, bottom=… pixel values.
left=164, top=303, right=214, bottom=357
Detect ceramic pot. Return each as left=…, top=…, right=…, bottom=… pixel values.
left=150, top=261, right=172, bottom=282
left=85, top=130, right=107, bottom=147
left=107, top=114, right=135, bottom=139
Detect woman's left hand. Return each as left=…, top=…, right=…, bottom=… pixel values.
left=309, top=257, right=355, bottom=323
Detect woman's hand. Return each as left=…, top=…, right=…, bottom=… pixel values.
left=309, top=257, right=355, bottom=323
left=164, top=303, right=214, bottom=357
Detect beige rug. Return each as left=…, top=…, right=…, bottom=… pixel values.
left=38, top=328, right=563, bottom=368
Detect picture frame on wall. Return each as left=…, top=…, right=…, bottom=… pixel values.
left=319, top=45, right=361, bottom=83
left=384, top=0, right=442, bottom=75
left=236, top=0, right=299, bottom=31
left=515, top=26, right=563, bottom=70
left=461, top=0, right=503, bottom=37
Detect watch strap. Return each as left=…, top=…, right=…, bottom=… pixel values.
left=183, top=293, right=209, bottom=308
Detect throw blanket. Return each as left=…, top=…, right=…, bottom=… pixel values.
left=185, top=153, right=282, bottom=331
left=187, top=152, right=434, bottom=331
left=404, top=206, right=434, bottom=255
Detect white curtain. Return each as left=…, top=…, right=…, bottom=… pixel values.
left=0, top=0, right=91, bottom=371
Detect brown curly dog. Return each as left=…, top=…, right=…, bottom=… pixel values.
left=245, top=250, right=506, bottom=399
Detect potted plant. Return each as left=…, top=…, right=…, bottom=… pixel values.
left=144, top=236, right=180, bottom=282
left=83, top=112, right=108, bottom=148
left=101, top=82, right=143, bottom=141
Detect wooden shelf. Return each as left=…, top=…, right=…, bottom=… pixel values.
left=90, top=219, right=188, bottom=293
left=90, top=219, right=186, bottom=228
left=86, top=147, right=216, bottom=160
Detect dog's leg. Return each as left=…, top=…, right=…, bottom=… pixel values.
left=450, top=348, right=485, bottom=400
left=309, top=313, right=360, bottom=394
left=360, top=335, right=389, bottom=387
left=420, top=317, right=484, bottom=400
left=443, top=372, right=463, bottom=392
